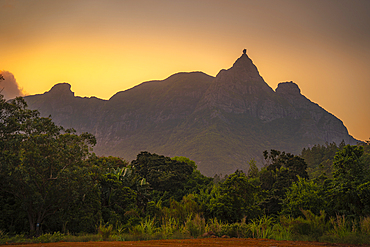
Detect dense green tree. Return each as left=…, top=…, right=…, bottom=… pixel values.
left=0, top=191, right=28, bottom=233
left=0, top=95, right=96, bottom=234
left=281, top=176, right=325, bottom=217
left=87, top=154, right=129, bottom=170
left=131, top=152, right=193, bottom=203
left=259, top=150, right=309, bottom=215
left=247, top=159, right=259, bottom=179
left=43, top=166, right=102, bottom=233
left=208, top=170, right=260, bottom=223
left=100, top=169, right=137, bottom=225
left=326, top=145, right=369, bottom=217
left=300, top=142, right=346, bottom=180
left=357, top=182, right=370, bottom=216
left=332, top=144, right=365, bottom=183
left=172, top=156, right=213, bottom=197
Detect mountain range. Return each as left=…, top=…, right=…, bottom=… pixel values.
left=24, top=50, right=359, bottom=176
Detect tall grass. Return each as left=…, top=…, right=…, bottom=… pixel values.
left=2, top=213, right=370, bottom=245
left=360, top=216, right=370, bottom=234
left=329, top=215, right=348, bottom=237
left=184, top=214, right=206, bottom=238
left=159, top=217, right=179, bottom=237
left=248, top=215, right=274, bottom=239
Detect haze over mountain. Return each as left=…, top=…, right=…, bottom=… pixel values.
left=24, top=51, right=359, bottom=176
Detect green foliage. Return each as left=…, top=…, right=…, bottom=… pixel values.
left=0, top=95, right=97, bottom=235
left=327, top=145, right=369, bottom=217
left=33, top=232, right=65, bottom=243
left=279, top=210, right=328, bottom=241
left=247, top=159, right=259, bottom=178
left=333, top=144, right=364, bottom=182
left=132, top=151, right=193, bottom=203
left=98, top=223, right=113, bottom=241
left=159, top=217, right=178, bottom=238
left=161, top=194, right=201, bottom=225
left=319, top=215, right=370, bottom=245
left=281, top=177, right=325, bottom=217
left=205, top=218, right=223, bottom=236
left=87, top=155, right=129, bottom=170
left=184, top=214, right=205, bottom=238
left=260, top=150, right=309, bottom=215
left=208, top=170, right=260, bottom=223
left=99, top=167, right=137, bottom=225
left=360, top=216, right=370, bottom=234
left=328, top=215, right=350, bottom=237
left=1, top=96, right=369, bottom=246
left=171, top=156, right=197, bottom=170
left=301, top=142, right=344, bottom=180
left=248, top=215, right=275, bottom=239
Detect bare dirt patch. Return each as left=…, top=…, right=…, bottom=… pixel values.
left=3, top=238, right=369, bottom=247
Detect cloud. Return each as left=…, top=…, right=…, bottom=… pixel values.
left=0, top=70, right=26, bottom=100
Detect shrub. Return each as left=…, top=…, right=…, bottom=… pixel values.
left=271, top=223, right=292, bottom=241
left=279, top=210, right=327, bottom=241
left=248, top=215, right=274, bottom=239
left=221, top=222, right=248, bottom=238
left=34, top=232, right=64, bottom=243
left=184, top=214, right=205, bottom=238
left=206, top=218, right=223, bottom=237
left=328, top=214, right=349, bottom=237
left=360, top=216, right=370, bottom=234
left=98, top=223, right=113, bottom=241
left=159, top=217, right=178, bottom=237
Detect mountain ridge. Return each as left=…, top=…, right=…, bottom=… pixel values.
left=24, top=51, right=359, bottom=176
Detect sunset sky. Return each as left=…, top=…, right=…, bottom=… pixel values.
left=1, top=0, right=369, bottom=141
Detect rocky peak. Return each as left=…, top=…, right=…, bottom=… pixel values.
left=228, top=49, right=262, bottom=80
left=197, top=50, right=274, bottom=114
left=276, top=81, right=301, bottom=95
left=47, top=83, right=74, bottom=97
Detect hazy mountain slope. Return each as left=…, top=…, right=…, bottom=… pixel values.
left=24, top=83, right=106, bottom=133
left=78, top=72, right=214, bottom=161
left=24, top=52, right=359, bottom=176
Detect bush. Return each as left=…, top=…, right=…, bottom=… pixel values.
left=284, top=210, right=327, bottom=241
left=360, top=216, right=370, bottom=234
left=221, top=222, right=249, bottom=238
left=159, top=217, right=178, bottom=237
left=247, top=215, right=274, bottom=239
left=320, top=232, right=370, bottom=245
left=206, top=218, right=223, bottom=237
left=98, top=223, right=113, bottom=241
left=184, top=214, right=205, bottom=238
left=270, top=223, right=292, bottom=241
left=33, top=232, right=64, bottom=243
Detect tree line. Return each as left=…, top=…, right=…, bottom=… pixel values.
left=0, top=92, right=369, bottom=241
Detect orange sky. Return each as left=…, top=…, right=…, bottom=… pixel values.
left=1, top=0, right=369, bottom=141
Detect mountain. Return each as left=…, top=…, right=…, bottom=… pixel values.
left=24, top=50, right=359, bottom=176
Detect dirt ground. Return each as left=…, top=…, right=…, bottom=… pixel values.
left=2, top=238, right=369, bottom=247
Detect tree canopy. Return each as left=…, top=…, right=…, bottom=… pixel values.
left=0, top=95, right=96, bottom=234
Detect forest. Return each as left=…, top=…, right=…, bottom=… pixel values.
left=1, top=93, right=370, bottom=245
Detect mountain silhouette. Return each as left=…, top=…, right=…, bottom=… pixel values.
left=24, top=51, right=359, bottom=176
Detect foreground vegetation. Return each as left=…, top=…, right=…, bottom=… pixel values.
left=1, top=213, right=370, bottom=245
left=1, top=91, right=369, bottom=245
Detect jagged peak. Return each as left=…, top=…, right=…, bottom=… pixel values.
left=211, top=49, right=273, bottom=95
left=47, top=82, right=74, bottom=97
left=229, top=49, right=261, bottom=76
left=276, top=81, right=301, bottom=95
